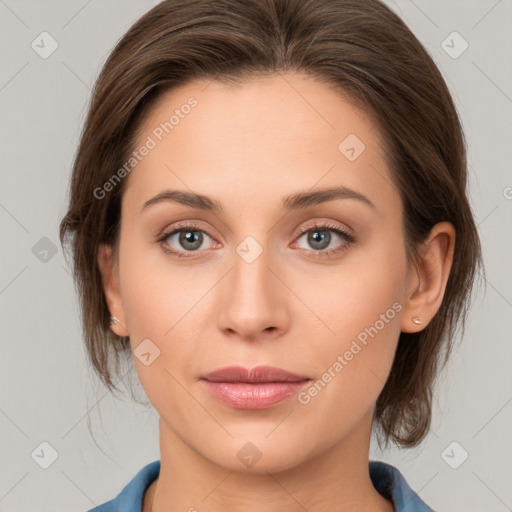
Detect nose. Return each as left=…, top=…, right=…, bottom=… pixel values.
left=216, top=247, right=291, bottom=342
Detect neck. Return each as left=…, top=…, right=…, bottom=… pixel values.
left=145, top=411, right=393, bottom=512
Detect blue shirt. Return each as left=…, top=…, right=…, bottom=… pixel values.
left=87, top=459, right=434, bottom=511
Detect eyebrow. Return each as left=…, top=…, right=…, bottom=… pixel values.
left=141, top=185, right=376, bottom=213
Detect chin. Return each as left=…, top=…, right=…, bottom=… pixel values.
left=197, top=431, right=316, bottom=475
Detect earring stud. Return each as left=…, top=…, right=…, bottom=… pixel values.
left=412, top=316, right=422, bottom=325
left=110, top=316, right=120, bottom=325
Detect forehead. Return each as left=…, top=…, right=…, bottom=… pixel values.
left=122, top=72, right=397, bottom=215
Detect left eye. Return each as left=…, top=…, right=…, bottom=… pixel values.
left=294, top=225, right=353, bottom=252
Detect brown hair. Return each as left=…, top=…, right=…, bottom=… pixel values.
left=59, top=0, right=483, bottom=447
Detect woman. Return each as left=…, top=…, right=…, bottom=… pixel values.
left=59, top=0, right=482, bottom=510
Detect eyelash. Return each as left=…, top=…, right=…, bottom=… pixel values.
left=156, top=221, right=356, bottom=259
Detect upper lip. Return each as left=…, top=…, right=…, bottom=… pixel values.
left=201, top=366, right=310, bottom=383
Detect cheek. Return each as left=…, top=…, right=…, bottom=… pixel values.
left=118, top=232, right=204, bottom=337
left=293, top=228, right=408, bottom=343
left=294, top=293, right=403, bottom=451
left=292, top=233, right=406, bottom=410
left=117, top=233, right=209, bottom=394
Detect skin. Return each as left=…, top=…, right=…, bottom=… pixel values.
left=97, top=73, right=455, bottom=511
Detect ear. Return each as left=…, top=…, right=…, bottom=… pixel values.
left=97, top=243, right=129, bottom=337
left=401, top=221, right=456, bottom=333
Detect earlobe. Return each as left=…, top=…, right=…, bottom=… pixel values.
left=97, top=243, right=129, bottom=337
left=401, top=222, right=456, bottom=333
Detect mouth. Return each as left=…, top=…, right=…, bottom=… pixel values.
left=200, top=366, right=311, bottom=409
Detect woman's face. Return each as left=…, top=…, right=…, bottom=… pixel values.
left=105, top=73, right=417, bottom=472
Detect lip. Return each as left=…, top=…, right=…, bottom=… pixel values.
left=200, top=366, right=311, bottom=409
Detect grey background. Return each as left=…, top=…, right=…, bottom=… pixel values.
left=1, top=0, right=511, bottom=510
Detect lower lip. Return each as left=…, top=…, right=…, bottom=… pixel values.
left=201, top=380, right=309, bottom=409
